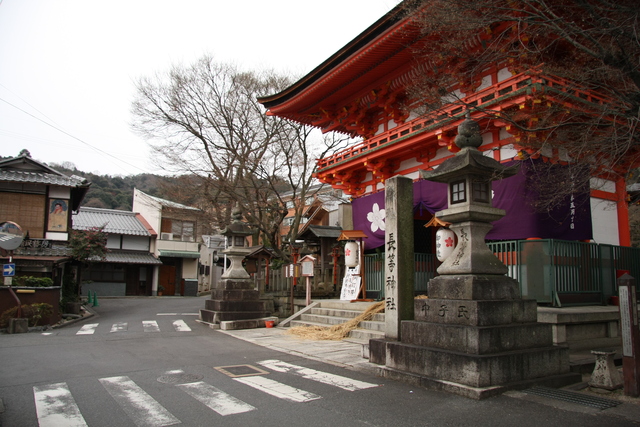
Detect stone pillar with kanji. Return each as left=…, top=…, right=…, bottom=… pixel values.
left=383, top=176, right=414, bottom=340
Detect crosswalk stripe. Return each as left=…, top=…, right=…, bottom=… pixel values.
left=33, top=382, right=88, bottom=427
left=142, top=320, right=160, bottom=332
left=177, top=381, right=255, bottom=416
left=157, top=313, right=199, bottom=316
left=172, top=320, right=191, bottom=332
left=99, top=376, right=180, bottom=427
left=76, top=323, right=98, bottom=335
left=258, top=359, right=379, bottom=391
left=233, top=375, right=321, bottom=403
left=110, top=322, right=128, bottom=333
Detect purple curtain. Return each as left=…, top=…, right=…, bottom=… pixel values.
left=351, top=159, right=592, bottom=250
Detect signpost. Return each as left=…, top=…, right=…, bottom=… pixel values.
left=3, top=263, right=15, bottom=276
left=618, top=273, right=640, bottom=397
left=299, top=255, right=315, bottom=306
left=0, top=222, right=25, bottom=324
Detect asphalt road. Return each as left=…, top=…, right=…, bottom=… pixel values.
left=0, top=296, right=638, bottom=426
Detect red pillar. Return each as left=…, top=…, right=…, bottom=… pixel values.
left=616, top=178, right=631, bottom=247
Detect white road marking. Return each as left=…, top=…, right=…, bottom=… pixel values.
left=41, top=332, right=53, bottom=336
left=110, top=322, right=128, bottom=333
left=233, top=375, right=321, bottom=403
left=157, top=313, right=199, bottom=316
left=76, top=323, right=98, bottom=335
left=142, top=320, right=160, bottom=332
left=177, top=381, right=255, bottom=416
left=99, top=376, right=180, bottom=427
left=33, top=382, right=88, bottom=427
left=172, top=320, right=191, bottom=332
left=258, top=359, right=379, bottom=391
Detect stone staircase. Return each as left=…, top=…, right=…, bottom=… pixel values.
left=288, top=300, right=385, bottom=344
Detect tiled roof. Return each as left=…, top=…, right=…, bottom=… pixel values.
left=0, top=170, right=88, bottom=187
left=142, top=191, right=200, bottom=211
left=102, top=250, right=162, bottom=265
left=12, top=245, right=72, bottom=257
left=158, top=249, right=201, bottom=258
left=74, top=207, right=152, bottom=236
left=300, top=225, right=343, bottom=239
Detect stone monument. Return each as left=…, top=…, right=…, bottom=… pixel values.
left=199, top=207, right=271, bottom=329
left=369, top=116, right=581, bottom=399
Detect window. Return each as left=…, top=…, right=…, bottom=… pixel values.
left=450, top=180, right=466, bottom=204
left=84, top=264, right=125, bottom=282
left=472, top=181, right=490, bottom=203
left=162, top=218, right=195, bottom=241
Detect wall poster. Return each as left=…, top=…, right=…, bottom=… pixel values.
left=47, top=199, right=69, bottom=232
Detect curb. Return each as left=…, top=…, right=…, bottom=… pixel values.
left=52, top=304, right=97, bottom=329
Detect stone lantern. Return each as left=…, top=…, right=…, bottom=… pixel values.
left=199, top=205, right=272, bottom=329
left=220, top=206, right=253, bottom=280
left=420, top=115, right=517, bottom=286
left=370, top=115, right=580, bottom=398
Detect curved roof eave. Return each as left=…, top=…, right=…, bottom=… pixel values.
left=257, top=1, right=409, bottom=110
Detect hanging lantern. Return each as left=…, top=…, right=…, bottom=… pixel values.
left=344, top=241, right=359, bottom=267
left=435, top=227, right=456, bottom=262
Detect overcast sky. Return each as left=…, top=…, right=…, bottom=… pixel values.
left=0, top=0, right=401, bottom=176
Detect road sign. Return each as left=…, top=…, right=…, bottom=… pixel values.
left=3, top=263, right=15, bottom=277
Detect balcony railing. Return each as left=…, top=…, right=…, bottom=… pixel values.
left=316, top=70, right=613, bottom=172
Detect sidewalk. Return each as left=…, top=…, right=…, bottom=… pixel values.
left=219, top=326, right=378, bottom=375
left=219, top=325, right=640, bottom=423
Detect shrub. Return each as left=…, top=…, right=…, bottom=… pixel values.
left=30, top=303, right=54, bottom=326
left=12, top=276, right=54, bottom=287
left=0, top=303, right=54, bottom=328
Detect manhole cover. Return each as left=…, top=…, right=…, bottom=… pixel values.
left=523, top=387, right=622, bottom=410
left=157, top=373, right=204, bottom=384
left=215, top=365, right=269, bottom=378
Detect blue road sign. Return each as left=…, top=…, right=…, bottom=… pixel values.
left=3, top=263, right=15, bottom=277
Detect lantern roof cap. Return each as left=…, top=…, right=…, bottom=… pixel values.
left=221, top=205, right=253, bottom=237
left=424, top=216, right=451, bottom=228
left=420, top=117, right=517, bottom=183
left=420, top=147, right=517, bottom=183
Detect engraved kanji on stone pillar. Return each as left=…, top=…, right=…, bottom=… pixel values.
left=384, top=176, right=414, bottom=340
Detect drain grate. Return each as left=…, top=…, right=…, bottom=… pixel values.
left=523, top=387, right=622, bottom=410
left=215, top=365, right=270, bottom=378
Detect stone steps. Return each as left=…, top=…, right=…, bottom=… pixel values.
left=288, top=303, right=386, bottom=343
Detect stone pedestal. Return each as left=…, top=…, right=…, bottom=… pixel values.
left=199, top=279, right=270, bottom=326
left=371, top=276, right=580, bottom=398
left=372, top=278, right=580, bottom=398
left=8, top=318, right=28, bottom=334
left=589, top=349, right=623, bottom=390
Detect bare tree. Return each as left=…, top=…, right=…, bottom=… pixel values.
left=402, top=0, right=640, bottom=209
left=131, top=56, right=348, bottom=260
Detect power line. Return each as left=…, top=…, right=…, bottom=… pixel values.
left=0, top=96, right=150, bottom=174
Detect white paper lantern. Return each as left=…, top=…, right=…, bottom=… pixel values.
left=435, top=228, right=456, bottom=262
left=344, top=241, right=359, bottom=267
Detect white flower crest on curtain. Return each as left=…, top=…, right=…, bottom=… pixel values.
left=366, top=203, right=386, bottom=232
